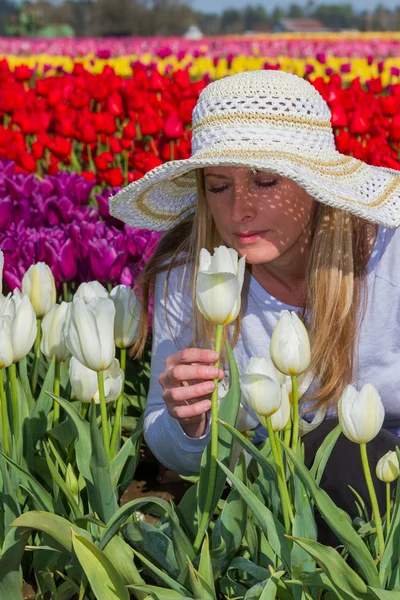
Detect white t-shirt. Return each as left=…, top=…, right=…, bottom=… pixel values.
left=144, top=225, right=400, bottom=474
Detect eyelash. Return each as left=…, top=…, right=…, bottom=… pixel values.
left=207, top=181, right=277, bottom=194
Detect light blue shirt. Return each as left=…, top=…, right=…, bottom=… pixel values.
left=144, top=225, right=400, bottom=474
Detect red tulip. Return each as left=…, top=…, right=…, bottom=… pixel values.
left=14, top=65, right=33, bottom=82
left=19, top=152, right=37, bottom=172
left=389, top=115, right=400, bottom=141
left=103, top=167, right=124, bottom=187
left=164, top=112, right=184, bottom=140
left=330, top=103, right=348, bottom=128
left=349, top=112, right=370, bottom=135
left=94, top=151, right=114, bottom=171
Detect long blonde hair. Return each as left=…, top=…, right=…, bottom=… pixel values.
left=131, top=168, right=375, bottom=410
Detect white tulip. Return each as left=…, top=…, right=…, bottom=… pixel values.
left=110, top=285, right=141, bottom=348
left=8, top=290, right=37, bottom=362
left=338, top=383, right=385, bottom=444
left=376, top=451, right=399, bottom=483
left=40, top=302, right=71, bottom=362
left=271, top=384, right=291, bottom=432
left=270, top=310, right=311, bottom=376
left=0, top=316, right=13, bottom=368
left=240, top=357, right=281, bottom=427
left=236, top=402, right=260, bottom=432
left=74, top=281, right=109, bottom=300
left=22, top=262, right=57, bottom=319
left=196, top=246, right=246, bottom=325
left=65, top=296, right=115, bottom=372
left=69, top=357, right=123, bottom=403
left=298, top=407, right=327, bottom=437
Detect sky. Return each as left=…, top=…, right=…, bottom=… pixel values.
left=190, top=0, right=400, bottom=14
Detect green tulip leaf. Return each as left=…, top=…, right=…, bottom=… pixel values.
left=47, top=392, right=119, bottom=522
left=378, top=447, right=400, bottom=588
left=198, top=533, right=216, bottom=599
left=110, top=416, right=143, bottom=493
left=30, top=356, right=56, bottom=446
left=281, top=441, right=380, bottom=587
left=11, top=510, right=92, bottom=553
left=211, top=455, right=247, bottom=576
left=102, top=535, right=145, bottom=588
left=71, top=531, right=129, bottom=600
left=0, top=527, right=30, bottom=600
left=218, top=420, right=276, bottom=482
left=128, top=585, right=193, bottom=599
left=131, top=546, right=192, bottom=597
left=309, top=423, right=341, bottom=485
left=368, top=588, right=400, bottom=599
left=0, top=450, right=57, bottom=513
left=227, top=557, right=270, bottom=583
left=42, top=444, right=83, bottom=521
left=291, top=474, right=317, bottom=578
left=290, top=535, right=373, bottom=600
left=123, top=521, right=180, bottom=580
left=259, top=570, right=285, bottom=600
left=216, top=459, right=291, bottom=570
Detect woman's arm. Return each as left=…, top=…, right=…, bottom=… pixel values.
left=143, top=265, right=212, bottom=475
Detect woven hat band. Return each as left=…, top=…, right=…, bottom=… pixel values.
left=191, top=94, right=337, bottom=155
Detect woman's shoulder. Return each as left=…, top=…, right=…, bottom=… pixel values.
left=370, top=226, right=400, bottom=288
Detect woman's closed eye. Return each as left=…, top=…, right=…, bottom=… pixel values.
left=207, top=180, right=277, bottom=194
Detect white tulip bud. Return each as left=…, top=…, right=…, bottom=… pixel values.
left=240, top=357, right=281, bottom=427
left=270, top=310, right=311, bottom=376
left=236, top=402, right=260, bottom=432
left=74, top=281, right=109, bottom=300
left=338, top=383, right=385, bottom=444
left=40, top=302, right=71, bottom=362
left=196, top=246, right=246, bottom=325
left=69, top=356, right=123, bottom=403
left=22, top=262, right=57, bottom=319
left=65, top=296, right=115, bottom=372
left=9, top=290, right=37, bottom=362
left=271, top=384, right=291, bottom=432
left=0, top=316, right=13, bottom=368
left=110, top=285, right=141, bottom=349
left=376, top=451, right=399, bottom=483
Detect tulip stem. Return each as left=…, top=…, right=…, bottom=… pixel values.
left=386, top=482, right=392, bottom=533
left=360, top=443, right=385, bottom=561
left=30, top=318, right=42, bottom=397
left=110, top=348, right=126, bottom=459
left=267, top=418, right=292, bottom=532
left=291, top=375, right=299, bottom=452
left=193, top=323, right=224, bottom=553
left=53, top=361, right=61, bottom=428
left=97, top=370, right=110, bottom=460
left=283, top=414, right=292, bottom=448
left=9, top=363, right=19, bottom=446
left=0, top=369, right=9, bottom=456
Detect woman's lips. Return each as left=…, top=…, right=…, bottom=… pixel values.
left=236, top=231, right=267, bottom=243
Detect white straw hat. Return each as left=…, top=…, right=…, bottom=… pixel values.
left=108, top=70, right=400, bottom=231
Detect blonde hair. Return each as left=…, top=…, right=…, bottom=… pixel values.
left=130, top=168, right=375, bottom=411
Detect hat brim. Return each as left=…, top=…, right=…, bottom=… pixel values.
left=108, top=147, right=400, bottom=231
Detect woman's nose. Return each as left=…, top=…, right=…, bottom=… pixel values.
left=231, top=188, right=257, bottom=223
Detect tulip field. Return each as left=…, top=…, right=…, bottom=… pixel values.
left=1, top=32, right=400, bottom=599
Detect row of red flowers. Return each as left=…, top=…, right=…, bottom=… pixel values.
left=1, top=60, right=400, bottom=181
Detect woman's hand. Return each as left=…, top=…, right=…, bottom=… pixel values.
left=158, top=348, right=225, bottom=438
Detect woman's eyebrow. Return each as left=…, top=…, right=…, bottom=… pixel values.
left=204, top=173, right=231, bottom=179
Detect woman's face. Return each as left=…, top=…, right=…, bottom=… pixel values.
left=204, top=166, right=316, bottom=266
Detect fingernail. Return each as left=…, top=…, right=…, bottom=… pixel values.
left=209, top=351, right=219, bottom=360
left=206, top=367, right=219, bottom=377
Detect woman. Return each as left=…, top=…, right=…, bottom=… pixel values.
left=109, top=70, right=400, bottom=518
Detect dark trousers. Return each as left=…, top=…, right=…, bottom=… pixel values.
left=302, top=420, right=399, bottom=545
